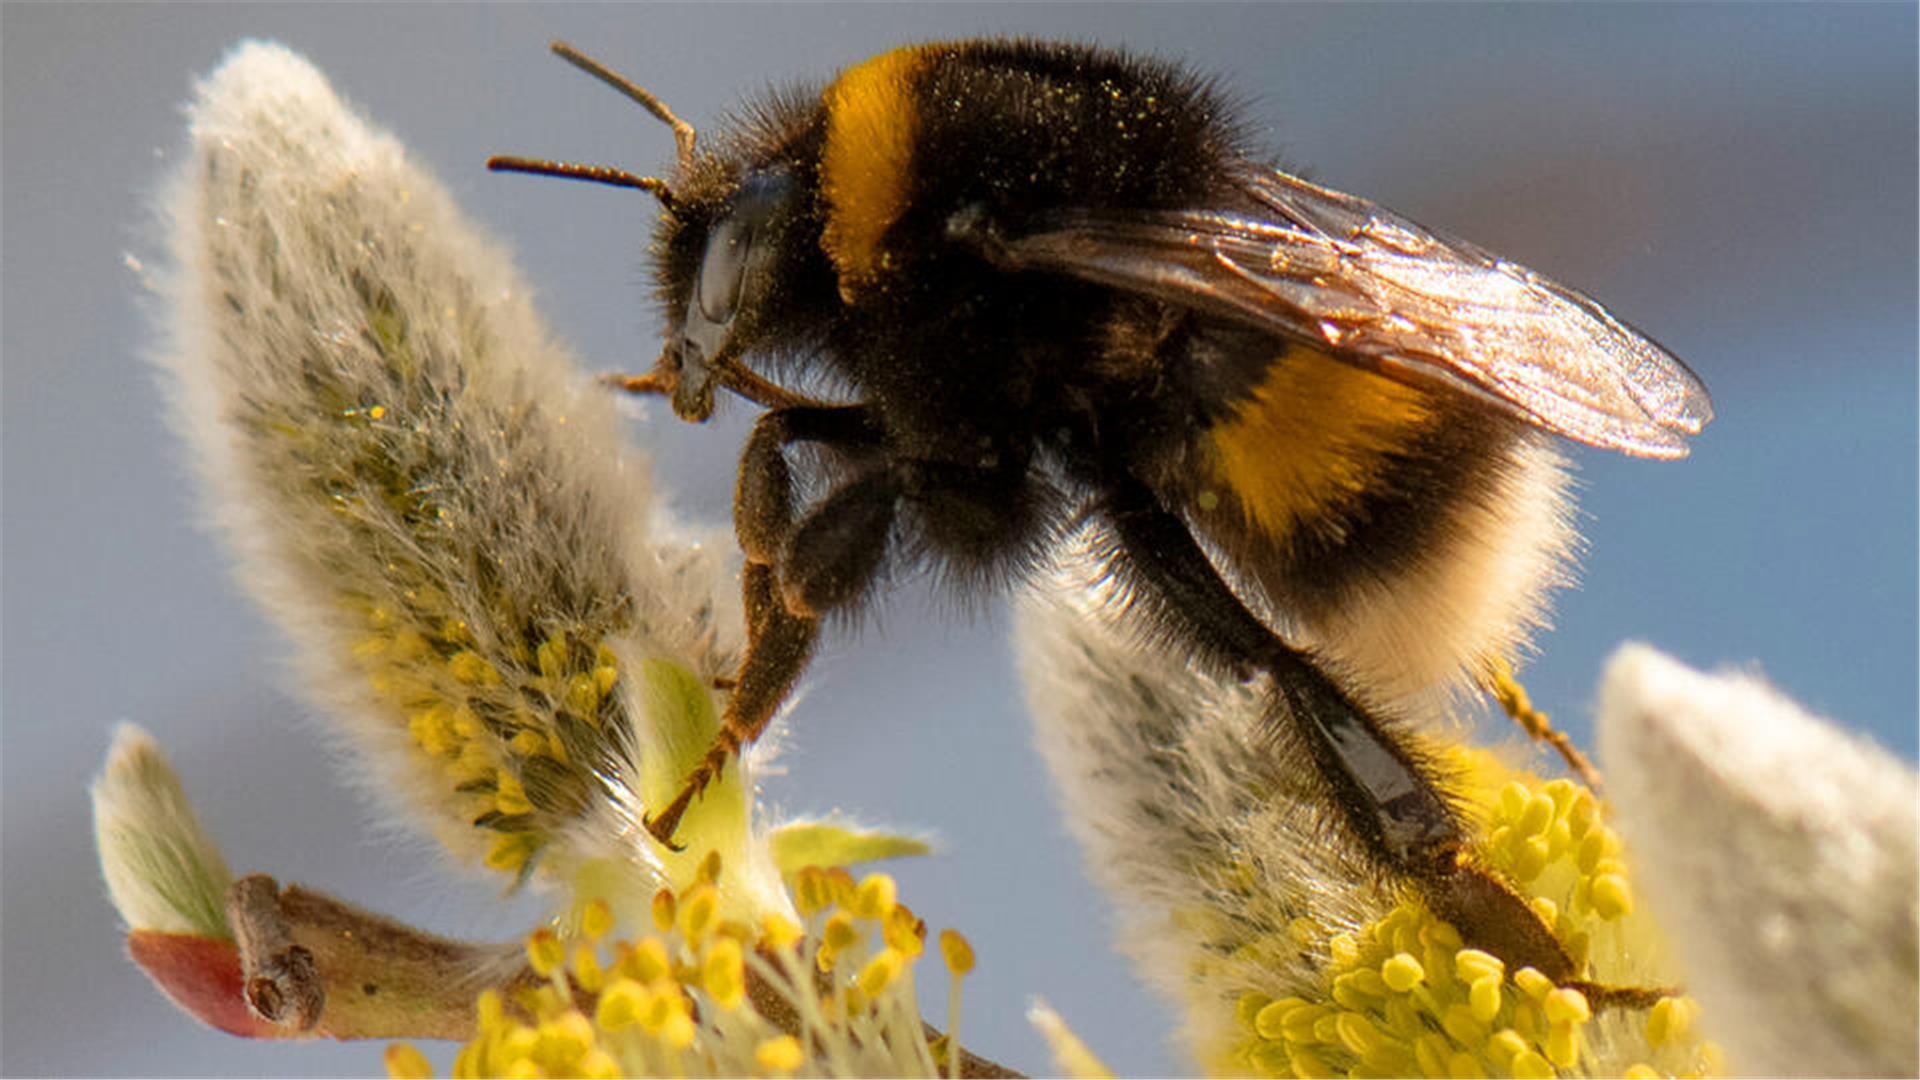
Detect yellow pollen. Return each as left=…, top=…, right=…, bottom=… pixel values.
left=1381, top=953, right=1425, bottom=992
left=761, top=912, right=804, bottom=951
left=840, top=982, right=869, bottom=1017
left=1511, top=1048, right=1555, bottom=1079
left=447, top=650, right=501, bottom=685
left=857, top=947, right=904, bottom=996
left=1236, top=992, right=1272, bottom=1033
left=384, top=1042, right=431, bottom=1080
left=677, top=884, right=719, bottom=941
left=1518, top=792, right=1556, bottom=836
left=1282, top=1002, right=1329, bottom=1044
left=1442, top=1003, right=1486, bottom=1046
left=1544, top=1020, right=1582, bottom=1068
left=525, top=929, right=564, bottom=977
left=702, top=937, right=746, bottom=1009
left=794, top=866, right=831, bottom=916
left=565, top=672, right=600, bottom=716
left=1288, top=1043, right=1332, bottom=1078
left=477, top=988, right=506, bottom=1030
left=822, top=911, right=861, bottom=954
left=494, top=772, right=532, bottom=814
left=656, top=1008, right=696, bottom=1050
left=484, top=832, right=537, bottom=873
left=620, top=938, right=670, bottom=985
left=580, top=898, right=613, bottom=940
left=1454, top=949, right=1504, bottom=985
left=853, top=872, right=897, bottom=918
left=1487, top=1028, right=1528, bottom=1068
left=1512, top=967, right=1554, bottom=1002
left=1529, top=896, right=1559, bottom=929
left=1513, top=835, right=1552, bottom=881
left=940, top=928, right=976, bottom=976
left=1333, top=1011, right=1381, bottom=1057
left=536, top=636, right=567, bottom=680
left=1468, top=974, right=1503, bottom=1024
left=756, top=1035, right=806, bottom=1073
left=884, top=904, right=925, bottom=956
left=1591, top=873, right=1635, bottom=919
left=564, top=948, right=602, bottom=995
left=1543, top=987, right=1591, bottom=1025
left=535, top=1010, right=594, bottom=1063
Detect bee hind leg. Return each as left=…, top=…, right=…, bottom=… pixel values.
left=1095, top=474, right=1583, bottom=982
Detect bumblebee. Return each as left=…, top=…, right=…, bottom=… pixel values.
left=493, top=39, right=1709, bottom=990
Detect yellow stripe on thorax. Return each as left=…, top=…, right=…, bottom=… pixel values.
left=820, top=45, right=933, bottom=299
left=1206, top=348, right=1432, bottom=543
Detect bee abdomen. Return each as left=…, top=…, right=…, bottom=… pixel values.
left=1180, top=344, right=1575, bottom=706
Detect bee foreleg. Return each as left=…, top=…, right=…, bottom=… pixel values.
left=644, top=561, right=819, bottom=850
left=735, top=405, right=881, bottom=563
left=644, top=405, right=880, bottom=848
left=778, top=468, right=899, bottom=618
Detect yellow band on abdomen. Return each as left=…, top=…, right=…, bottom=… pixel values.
left=1206, top=349, right=1432, bottom=545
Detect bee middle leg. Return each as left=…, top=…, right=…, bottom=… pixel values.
left=1097, top=476, right=1579, bottom=983
left=644, top=405, right=885, bottom=847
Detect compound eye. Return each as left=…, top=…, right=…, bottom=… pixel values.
left=696, top=216, right=753, bottom=324
left=685, top=168, right=793, bottom=348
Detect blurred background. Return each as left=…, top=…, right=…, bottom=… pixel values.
left=4, top=5, right=1912, bottom=1076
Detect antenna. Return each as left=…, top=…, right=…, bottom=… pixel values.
left=547, top=40, right=697, bottom=175
left=485, top=40, right=697, bottom=211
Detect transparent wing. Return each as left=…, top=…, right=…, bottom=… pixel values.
left=990, top=167, right=1713, bottom=458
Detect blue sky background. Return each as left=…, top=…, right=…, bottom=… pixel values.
left=5, top=5, right=1913, bottom=1076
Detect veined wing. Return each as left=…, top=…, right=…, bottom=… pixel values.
left=986, top=166, right=1712, bottom=458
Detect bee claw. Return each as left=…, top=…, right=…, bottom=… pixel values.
left=644, top=763, right=724, bottom=851
left=642, top=803, right=691, bottom=852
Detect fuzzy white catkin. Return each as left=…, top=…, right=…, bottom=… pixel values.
left=152, top=41, right=774, bottom=913
left=1020, top=535, right=1721, bottom=1078
left=1599, top=644, right=1920, bottom=1078
left=1015, top=530, right=1397, bottom=1066
left=91, top=724, right=235, bottom=938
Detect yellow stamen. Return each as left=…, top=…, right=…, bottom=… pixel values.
left=857, top=947, right=904, bottom=996
left=761, top=912, right=804, bottom=951
left=1381, top=952, right=1425, bottom=992
left=702, top=937, right=746, bottom=1010
left=853, top=872, right=898, bottom=919
left=525, top=929, right=564, bottom=978
left=756, top=1035, right=806, bottom=1073
left=580, top=898, right=613, bottom=940
left=938, top=927, right=977, bottom=977
left=384, top=1042, right=432, bottom=1079
left=594, top=978, right=646, bottom=1030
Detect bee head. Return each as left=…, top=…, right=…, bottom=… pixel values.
left=491, top=41, right=833, bottom=421
left=657, top=167, right=802, bottom=420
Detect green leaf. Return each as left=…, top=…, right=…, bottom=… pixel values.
left=767, top=819, right=934, bottom=878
